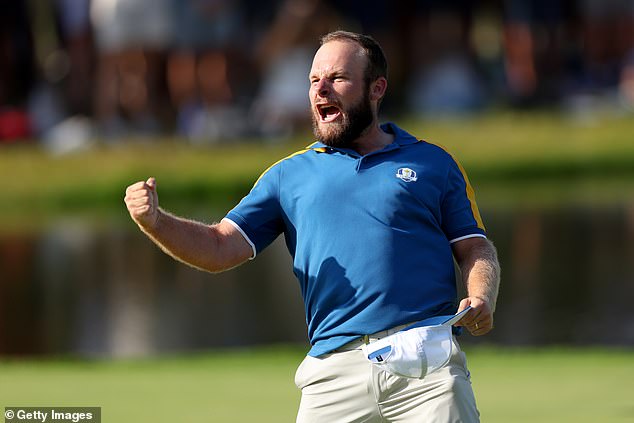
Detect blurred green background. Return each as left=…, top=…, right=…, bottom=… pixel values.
left=2, top=347, right=633, bottom=422
left=2, top=1, right=634, bottom=422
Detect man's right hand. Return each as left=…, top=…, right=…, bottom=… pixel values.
left=124, top=177, right=160, bottom=231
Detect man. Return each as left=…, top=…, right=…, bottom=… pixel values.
left=125, top=31, right=500, bottom=422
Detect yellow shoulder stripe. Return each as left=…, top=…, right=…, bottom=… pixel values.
left=252, top=145, right=324, bottom=188
left=421, top=140, right=486, bottom=231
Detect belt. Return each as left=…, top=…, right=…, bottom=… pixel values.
left=334, top=322, right=413, bottom=352
left=334, top=323, right=462, bottom=353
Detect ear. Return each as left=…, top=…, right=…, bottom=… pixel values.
left=369, top=77, right=388, bottom=102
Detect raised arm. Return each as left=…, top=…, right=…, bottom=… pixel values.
left=124, top=178, right=253, bottom=273
left=452, top=236, right=501, bottom=336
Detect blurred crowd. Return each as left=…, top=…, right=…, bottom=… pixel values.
left=1, top=0, right=634, bottom=150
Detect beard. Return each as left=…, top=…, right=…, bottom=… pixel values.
left=312, top=91, right=374, bottom=149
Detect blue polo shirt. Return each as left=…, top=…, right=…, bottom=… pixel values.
left=225, top=123, right=486, bottom=356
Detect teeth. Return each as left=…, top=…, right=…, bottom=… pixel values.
left=318, top=105, right=340, bottom=122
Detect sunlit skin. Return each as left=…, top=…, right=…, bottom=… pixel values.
left=308, top=40, right=392, bottom=156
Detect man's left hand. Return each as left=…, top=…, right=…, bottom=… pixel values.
left=455, top=297, right=493, bottom=336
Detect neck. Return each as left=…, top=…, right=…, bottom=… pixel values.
left=351, top=122, right=394, bottom=156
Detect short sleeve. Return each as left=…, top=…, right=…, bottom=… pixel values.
left=224, top=164, right=285, bottom=257
left=441, top=156, right=487, bottom=243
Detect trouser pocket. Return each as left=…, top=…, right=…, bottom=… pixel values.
left=361, top=325, right=453, bottom=379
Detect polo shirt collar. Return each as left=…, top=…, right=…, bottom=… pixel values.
left=381, top=122, right=419, bottom=146
left=310, top=122, right=419, bottom=152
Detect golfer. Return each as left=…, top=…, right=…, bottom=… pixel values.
left=125, top=30, right=500, bottom=422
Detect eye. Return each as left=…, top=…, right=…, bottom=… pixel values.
left=333, top=71, right=349, bottom=81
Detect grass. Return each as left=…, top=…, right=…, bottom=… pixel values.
left=401, top=112, right=634, bottom=170
left=1, top=112, right=634, bottom=223
left=471, top=347, right=634, bottom=422
left=2, top=346, right=633, bottom=422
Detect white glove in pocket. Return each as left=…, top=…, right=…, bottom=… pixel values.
left=361, top=324, right=453, bottom=379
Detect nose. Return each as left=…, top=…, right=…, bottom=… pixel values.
left=313, top=78, right=331, bottom=97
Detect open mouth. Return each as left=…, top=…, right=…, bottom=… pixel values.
left=317, top=104, right=342, bottom=123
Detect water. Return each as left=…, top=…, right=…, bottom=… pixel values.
left=1, top=203, right=633, bottom=357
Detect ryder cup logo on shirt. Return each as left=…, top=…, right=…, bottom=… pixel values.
left=396, top=167, right=418, bottom=182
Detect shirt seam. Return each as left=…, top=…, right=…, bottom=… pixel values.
left=449, top=233, right=487, bottom=244
left=221, top=217, right=257, bottom=259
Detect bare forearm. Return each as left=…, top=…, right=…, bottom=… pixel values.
left=140, top=209, right=237, bottom=273
left=452, top=237, right=500, bottom=335
left=125, top=178, right=252, bottom=273
left=460, top=239, right=500, bottom=311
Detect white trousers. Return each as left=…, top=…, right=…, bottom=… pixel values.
left=295, top=337, right=480, bottom=422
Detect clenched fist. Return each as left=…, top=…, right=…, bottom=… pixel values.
left=124, top=177, right=160, bottom=230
